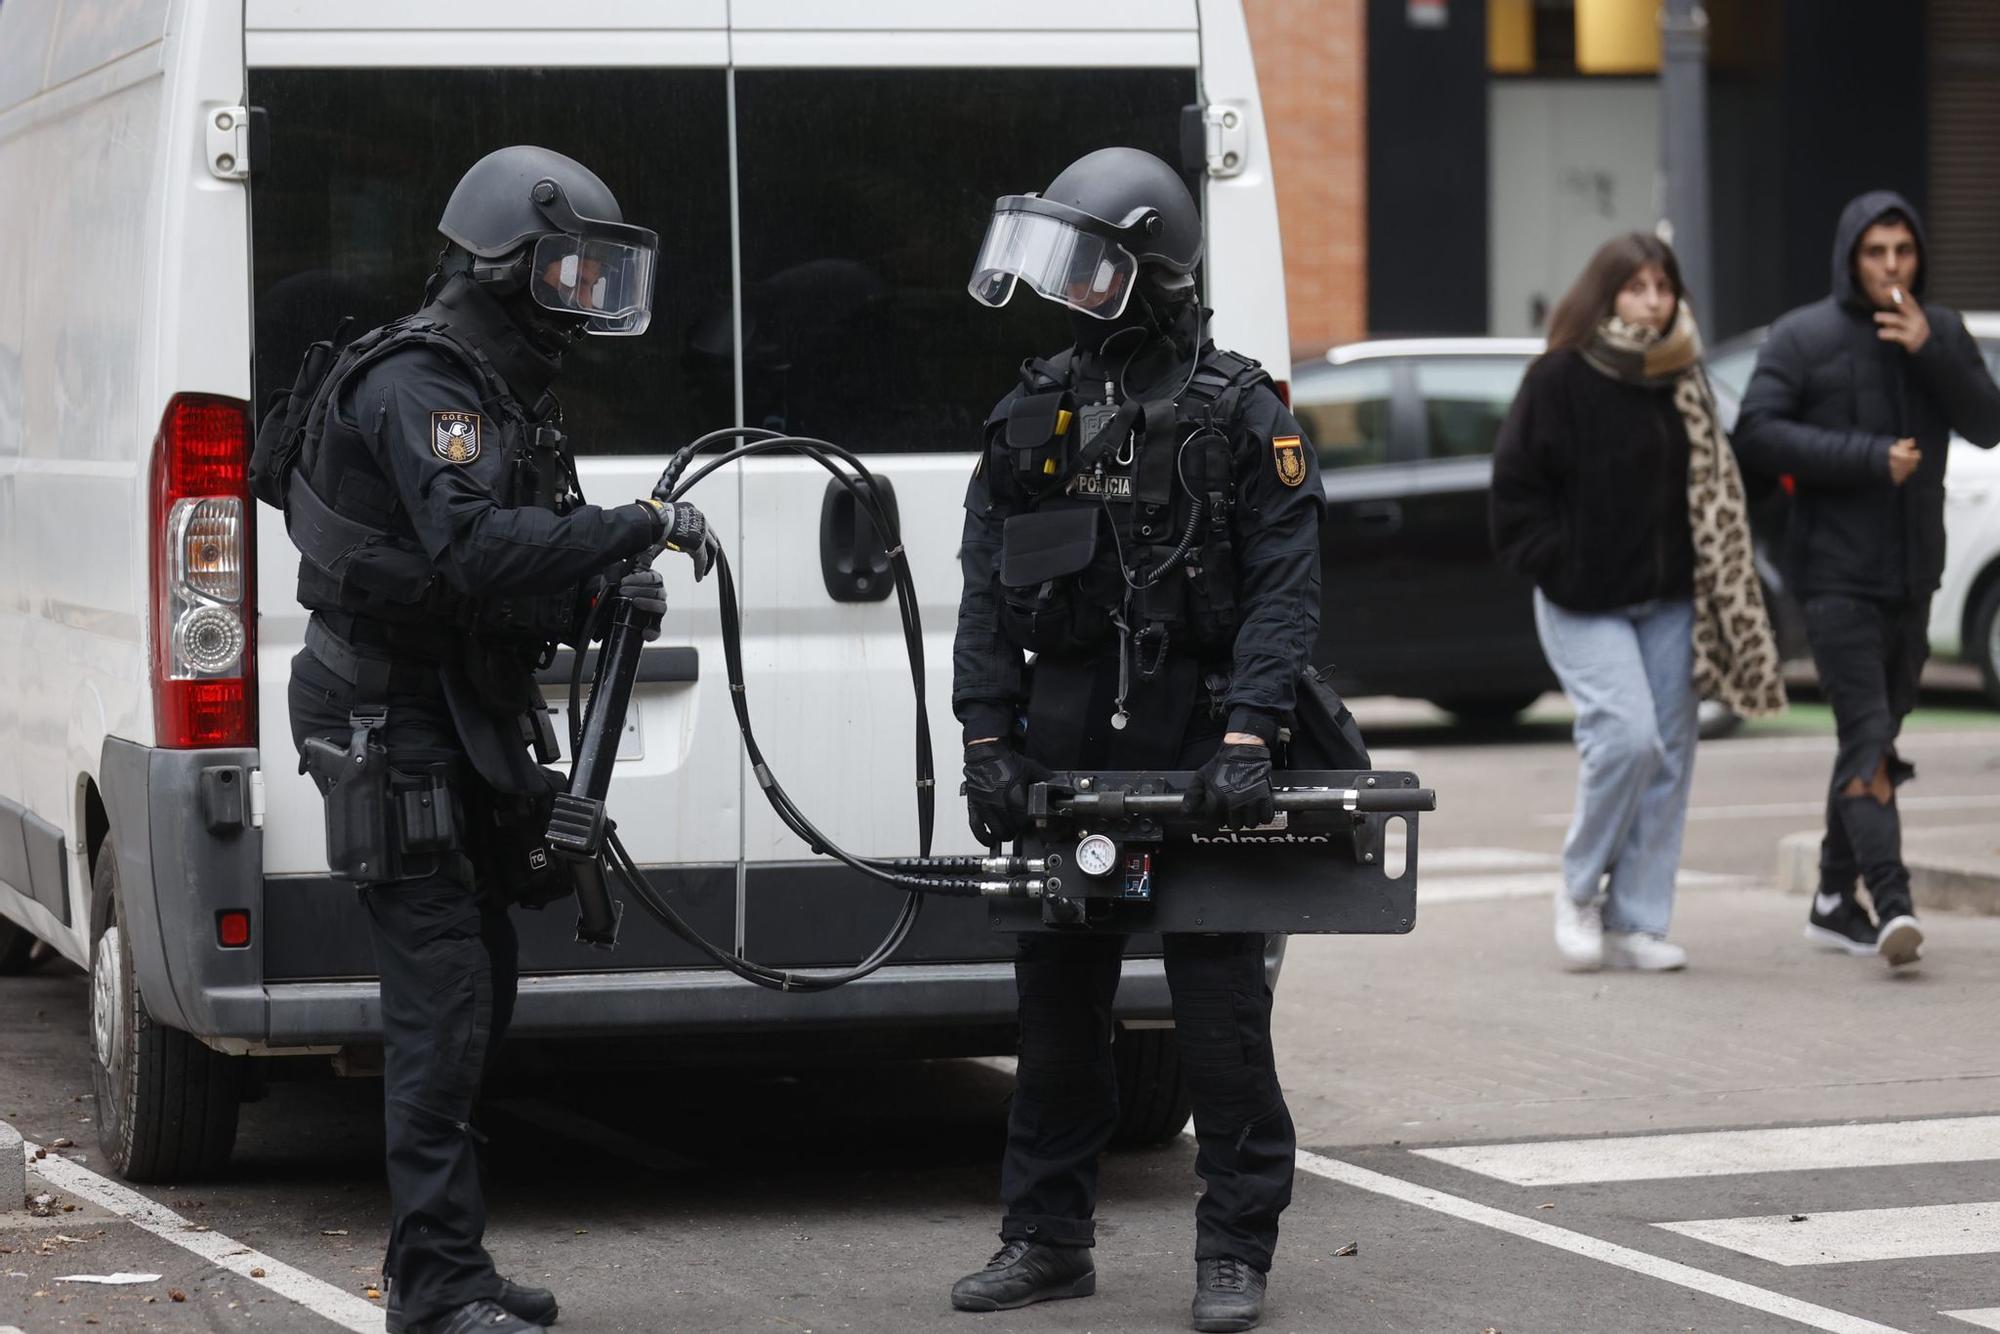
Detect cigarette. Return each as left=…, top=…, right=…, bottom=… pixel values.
left=1891, top=286, right=1905, bottom=306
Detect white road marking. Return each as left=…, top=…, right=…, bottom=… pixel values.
left=1415, top=1115, right=2000, bottom=1186
left=1661, top=1202, right=2000, bottom=1266
left=1417, top=869, right=1742, bottom=905
left=1291, top=1149, right=1910, bottom=1334
left=1535, top=793, right=2000, bottom=826
left=1943, top=1309, right=2000, bottom=1331
left=25, top=1141, right=383, bottom=1333
left=1410, top=847, right=1559, bottom=872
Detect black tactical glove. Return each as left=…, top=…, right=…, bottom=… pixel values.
left=1182, top=741, right=1275, bottom=829
left=962, top=741, right=1050, bottom=848
left=617, top=567, right=667, bottom=641
left=643, top=500, right=717, bottom=580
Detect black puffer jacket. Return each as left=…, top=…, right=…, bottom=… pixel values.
left=1489, top=347, right=1695, bottom=613
left=1734, top=191, right=2000, bottom=602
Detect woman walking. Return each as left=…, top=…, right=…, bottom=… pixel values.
left=1491, top=233, right=1785, bottom=971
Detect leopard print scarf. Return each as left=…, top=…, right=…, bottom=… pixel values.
left=1586, top=306, right=1788, bottom=718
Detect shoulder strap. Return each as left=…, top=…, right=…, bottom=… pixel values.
left=1178, top=347, right=1271, bottom=431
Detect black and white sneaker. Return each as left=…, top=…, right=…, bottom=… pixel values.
left=1876, top=911, right=1924, bottom=968
left=1804, top=891, right=1876, bottom=957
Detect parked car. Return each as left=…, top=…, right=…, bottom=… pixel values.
left=1295, top=338, right=1807, bottom=724
left=1707, top=316, right=2000, bottom=706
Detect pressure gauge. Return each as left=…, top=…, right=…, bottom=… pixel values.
left=1073, top=833, right=1120, bottom=879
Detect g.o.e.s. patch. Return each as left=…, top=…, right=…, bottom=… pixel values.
left=431, top=410, right=482, bottom=465
left=1272, top=434, right=1306, bottom=487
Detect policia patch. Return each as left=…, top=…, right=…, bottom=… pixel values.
left=431, top=411, right=482, bottom=464
left=1273, top=434, right=1307, bottom=487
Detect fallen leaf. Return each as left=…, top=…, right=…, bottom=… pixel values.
left=365, top=1286, right=382, bottom=1301
left=1789, top=1214, right=1808, bottom=1223
left=250, top=1267, right=266, bottom=1278
left=321, top=1229, right=349, bottom=1237
left=49, top=1137, right=74, bottom=1149
left=169, top=1288, right=188, bottom=1302
left=1537, top=1202, right=1556, bottom=1210
left=1334, top=1241, right=1358, bottom=1257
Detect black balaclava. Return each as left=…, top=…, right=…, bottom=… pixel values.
left=1070, top=270, right=1203, bottom=398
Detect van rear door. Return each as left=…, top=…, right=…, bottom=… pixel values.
left=725, top=5, right=1202, bottom=967
left=246, top=10, right=744, bottom=976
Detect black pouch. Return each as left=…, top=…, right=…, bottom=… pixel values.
left=468, top=783, right=576, bottom=909
left=997, top=508, right=1115, bottom=653
left=391, top=762, right=457, bottom=854
left=1282, top=665, right=1371, bottom=770
left=1005, top=389, right=1074, bottom=491
left=250, top=322, right=349, bottom=509
left=301, top=709, right=399, bottom=883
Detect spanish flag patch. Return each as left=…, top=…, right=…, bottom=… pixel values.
left=1273, top=435, right=1306, bottom=487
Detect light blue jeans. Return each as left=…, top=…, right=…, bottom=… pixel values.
left=1533, top=591, right=1699, bottom=936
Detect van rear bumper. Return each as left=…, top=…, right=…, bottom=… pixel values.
left=258, top=959, right=1173, bottom=1047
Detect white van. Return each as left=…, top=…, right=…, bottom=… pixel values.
left=0, top=0, right=1290, bottom=1181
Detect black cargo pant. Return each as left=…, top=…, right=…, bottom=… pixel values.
left=1803, top=594, right=1929, bottom=915
left=999, top=657, right=1296, bottom=1272
left=289, top=649, right=514, bottom=1324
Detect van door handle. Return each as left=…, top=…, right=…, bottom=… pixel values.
left=1349, top=500, right=1403, bottom=535
left=820, top=474, right=898, bottom=603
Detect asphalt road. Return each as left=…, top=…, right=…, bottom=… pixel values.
left=5, top=679, right=1999, bottom=1334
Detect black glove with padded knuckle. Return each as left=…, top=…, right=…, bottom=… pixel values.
left=617, top=566, right=667, bottom=641
left=962, top=740, right=1050, bottom=848
left=1182, top=741, right=1275, bottom=829
left=644, top=499, right=717, bottom=580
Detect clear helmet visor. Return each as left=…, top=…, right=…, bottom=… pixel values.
left=967, top=207, right=1138, bottom=320
left=530, top=233, right=656, bottom=335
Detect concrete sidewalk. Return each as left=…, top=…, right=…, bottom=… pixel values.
left=1777, top=822, right=2000, bottom=915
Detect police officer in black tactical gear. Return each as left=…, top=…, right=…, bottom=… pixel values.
left=259, top=145, right=708, bottom=1334
left=948, top=147, right=1323, bottom=1334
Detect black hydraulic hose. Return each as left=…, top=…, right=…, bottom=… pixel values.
left=561, top=427, right=1018, bottom=992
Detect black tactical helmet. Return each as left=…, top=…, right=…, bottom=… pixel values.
left=969, top=147, right=1202, bottom=319
left=438, top=145, right=660, bottom=336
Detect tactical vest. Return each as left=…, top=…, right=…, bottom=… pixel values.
left=983, top=346, right=1271, bottom=671
left=252, top=316, right=581, bottom=648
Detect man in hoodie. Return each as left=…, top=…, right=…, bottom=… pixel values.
left=1735, top=191, right=2000, bottom=968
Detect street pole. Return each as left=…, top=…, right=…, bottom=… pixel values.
left=1659, top=0, right=1713, bottom=326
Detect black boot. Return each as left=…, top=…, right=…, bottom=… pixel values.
left=405, top=1297, right=545, bottom=1334
left=1804, top=889, right=1876, bottom=957
left=949, top=1239, right=1095, bottom=1312
left=393, top=1282, right=559, bottom=1334
left=1191, top=1257, right=1266, bottom=1333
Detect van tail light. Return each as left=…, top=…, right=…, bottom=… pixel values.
left=1272, top=379, right=1290, bottom=408
left=151, top=394, right=256, bottom=748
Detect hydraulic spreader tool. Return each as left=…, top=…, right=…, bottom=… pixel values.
left=545, top=428, right=1436, bottom=991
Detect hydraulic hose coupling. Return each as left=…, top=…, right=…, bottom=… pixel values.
left=982, top=855, right=1048, bottom=876
left=979, top=877, right=1049, bottom=899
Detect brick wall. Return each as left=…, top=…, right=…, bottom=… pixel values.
left=1242, top=0, right=1367, bottom=359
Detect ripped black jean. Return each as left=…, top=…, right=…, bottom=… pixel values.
left=1804, top=594, right=1928, bottom=914
left=998, top=930, right=1295, bottom=1272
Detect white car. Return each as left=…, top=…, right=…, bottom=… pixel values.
left=1708, top=314, right=2000, bottom=706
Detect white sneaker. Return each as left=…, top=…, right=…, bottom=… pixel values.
left=1554, top=893, right=1605, bottom=971
left=1876, top=914, right=1924, bottom=968
left=1605, top=932, right=1688, bottom=972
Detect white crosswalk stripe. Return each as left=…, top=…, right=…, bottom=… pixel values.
left=1417, top=1115, right=2000, bottom=1185
left=1402, top=1114, right=2000, bottom=1331
left=1406, top=844, right=1748, bottom=905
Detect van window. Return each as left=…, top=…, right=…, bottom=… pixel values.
left=248, top=67, right=733, bottom=456
left=1413, top=357, right=1528, bottom=460
left=733, top=67, right=1198, bottom=453
left=1293, top=363, right=1394, bottom=470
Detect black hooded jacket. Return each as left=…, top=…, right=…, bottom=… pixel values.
left=1733, top=191, right=2000, bottom=602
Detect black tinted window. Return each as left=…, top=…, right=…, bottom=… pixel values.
left=248, top=68, right=733, bottom=455
left=733, top=67, right=1197, bottom=453
left=1414, top=358, right=1528, bottom=460
left=1292, top=363, right=1394, bottom=469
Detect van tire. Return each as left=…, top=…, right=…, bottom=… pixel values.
left=0, top=919, right=42, bottom=975
left=1973, top=579, right=2000, bottom=710
left=88, top=852, right=241, bottom=1182
left=1110, top=1026, right=1191, bottom=1148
